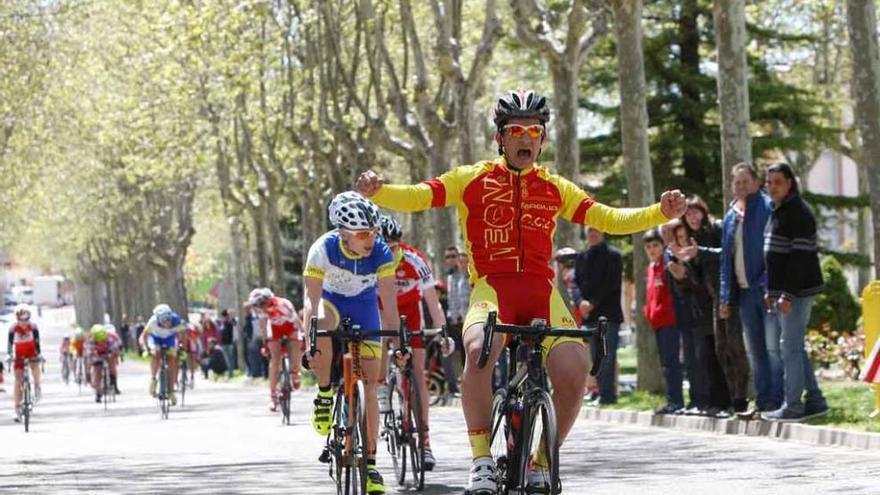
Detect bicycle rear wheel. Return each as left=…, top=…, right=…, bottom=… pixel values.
left=280, top=359, right=291, bottom=425
left=345, top=380, right=368, bottom=494
left=517, top=389, right=559, bottom=495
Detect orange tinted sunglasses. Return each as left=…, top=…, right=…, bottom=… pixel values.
left=503, top=124, right=544, bottom=139
left=343, top=228, right=378, bottom=240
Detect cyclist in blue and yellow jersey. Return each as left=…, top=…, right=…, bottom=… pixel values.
left=302, top=191, right=400, bottom=495
left=138, top=304, right=186, bottom=405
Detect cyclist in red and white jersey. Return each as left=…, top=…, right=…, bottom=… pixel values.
left=7, top=305, right=42, bottom=422
left=247, top=288, right=304, bottom=411
left=377, top=215, right=451, bottom=470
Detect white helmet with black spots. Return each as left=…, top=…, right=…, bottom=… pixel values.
left=379, top=214, right=403, bottom=241
left=329, top=191, right=380, bottom=231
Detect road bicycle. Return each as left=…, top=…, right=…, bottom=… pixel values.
left=382, top=324, right=447, bottom=491
left=477, top=311, right=607, bottom=495
left=311, top=316, right=406, bottom=495
left=9, top=357, right=40, bottom=432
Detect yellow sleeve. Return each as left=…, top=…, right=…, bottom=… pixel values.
left=553, top=174, right=669, bottom=235
left=376, top=262, right=397, bottom=279
left=583, top=202, right=669, bottom=235
left=371, top=164, right=483, bottom=212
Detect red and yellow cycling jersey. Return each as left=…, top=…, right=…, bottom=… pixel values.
left=372, top=158, right=668, bottom=284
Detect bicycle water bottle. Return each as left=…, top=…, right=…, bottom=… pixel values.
left=507, top=402, right=523, bottom=453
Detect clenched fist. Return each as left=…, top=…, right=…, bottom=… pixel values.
left=660, top=189, right=687, bottom=219
left=355, top=170, right=384, bottom=197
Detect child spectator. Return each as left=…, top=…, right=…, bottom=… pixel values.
left=643, top=228, right=683, bottom=415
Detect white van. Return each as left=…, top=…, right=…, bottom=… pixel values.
left=10, top=286, right=34, bottom=305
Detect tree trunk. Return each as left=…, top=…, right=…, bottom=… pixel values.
left=846, top=0, right=880, bottom=277
left=250, top=203, right=270, bottom=287
left=612, top=0, right=663, bottom=394
left=550, top=60, right=581, bottom=250
left=265, top=197, right=287, bottom=297
left=678, top=0, right=707, bottom=187
left=713, top=0, right=752, bottom=207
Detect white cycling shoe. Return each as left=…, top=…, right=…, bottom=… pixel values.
left=464, top=457, right=497, bottom=495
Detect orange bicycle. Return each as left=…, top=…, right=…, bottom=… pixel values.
left=309, top=315, right=407, bottom=495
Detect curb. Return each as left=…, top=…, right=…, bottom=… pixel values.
left=437, top=399, right=880, bottom=450
left=579, top=407, right=880, bottom=450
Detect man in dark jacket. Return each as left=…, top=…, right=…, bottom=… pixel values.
left=219, top=309, right=237, bottom=377
left=574, top=227, right=623, bottom=405
left=761, top=163, right=828, bottom=422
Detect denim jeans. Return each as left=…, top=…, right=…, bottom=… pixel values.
left=590, top=321, right=620, bottom=403
left=681, top=326, right=709, bottom=408
left=654, top=326, right=683, bottom=408
left=738, top=286, right=784, bottom=409
left=774, top=296, right=824, bottom=412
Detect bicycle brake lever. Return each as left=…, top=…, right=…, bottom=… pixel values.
left=477, top=311, right=497, bottom=369
left=589, top=317, right=608, bottom=377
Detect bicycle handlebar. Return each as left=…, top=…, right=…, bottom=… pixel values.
left=308, top=315, right=410, bottom=357
left=477, top=311, right=608, bottom=376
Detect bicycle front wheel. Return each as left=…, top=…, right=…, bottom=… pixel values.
left=517, top=389, right=559, bottom=495
left=179, top=362, right=187, bottom=407
left=488, top=388, right=510, bottom=492
left=22, top=380, right=31, bottom=433
left=103, top=368, right=110, bottom=410
left=405, top=371, right=425, bottom=491
left=345, top=380, right=368, bottom=495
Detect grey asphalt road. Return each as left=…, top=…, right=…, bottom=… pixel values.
left=2, top=308, right=879, bottom=494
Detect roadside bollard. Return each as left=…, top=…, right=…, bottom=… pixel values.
left=861, top=281, right=880, bottom=418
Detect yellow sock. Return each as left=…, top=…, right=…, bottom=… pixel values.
left=533, top=437, right=548, bottom=469
left=468, top=428, right=491, bottom=460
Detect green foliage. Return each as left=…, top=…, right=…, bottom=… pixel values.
left=579, top=0, right=838, bottom=212
left=809, top=256, right=862, bottom=334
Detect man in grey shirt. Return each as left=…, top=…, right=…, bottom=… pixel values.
left=444, top=245, right=468, bottom=395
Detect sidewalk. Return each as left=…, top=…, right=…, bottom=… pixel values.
left=580, top=406, right=880, bottom=450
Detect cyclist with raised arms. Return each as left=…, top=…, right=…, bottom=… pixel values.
left=357, top=89, right=686, bottom=494
left=247, top=287, right=304, bottom=412
left=303, top=191, right=400, bottom=495
left=138, top=304, right=186, bottom=405
left=377, top=214, right=452, bottom=471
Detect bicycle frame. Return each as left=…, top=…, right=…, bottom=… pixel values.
left=478, top=311, right=607, bottom=495
left=309, top=315, right=406, bottom=493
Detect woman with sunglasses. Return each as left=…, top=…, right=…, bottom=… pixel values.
left=357, top=89, right=687, bottom=495
left=302, top=191, right=400, bottom=495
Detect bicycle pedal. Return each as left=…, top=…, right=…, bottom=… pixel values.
left=318, top=446, right=332, bottom=464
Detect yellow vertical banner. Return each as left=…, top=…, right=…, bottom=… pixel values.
left=862, top=281, right=880, bottom=418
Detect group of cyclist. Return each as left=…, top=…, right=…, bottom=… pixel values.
left=5, top=88, right=684, bottom=494
left=278, top=88, right=686, bottom=495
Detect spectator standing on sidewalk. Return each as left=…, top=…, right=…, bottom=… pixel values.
left=118, top=315, right=131, bottom=353
left=663, top=220, right=709, bottom=414
left=720, top=162, right=784, bottom=416
left=446, top=245, right=470, bottom=370
left=668, top=219, right=728, bottom=416
left=219, top=309, right=237, bottom=377
left=761, top=163, right=829, bottom=422
left=643, top=228, right=683, bottom=414
left=574, top=228, right=623, bottom=406
left=134, top=316, right=146, bottom=354
left=680, top=196, right=749, bottom=414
